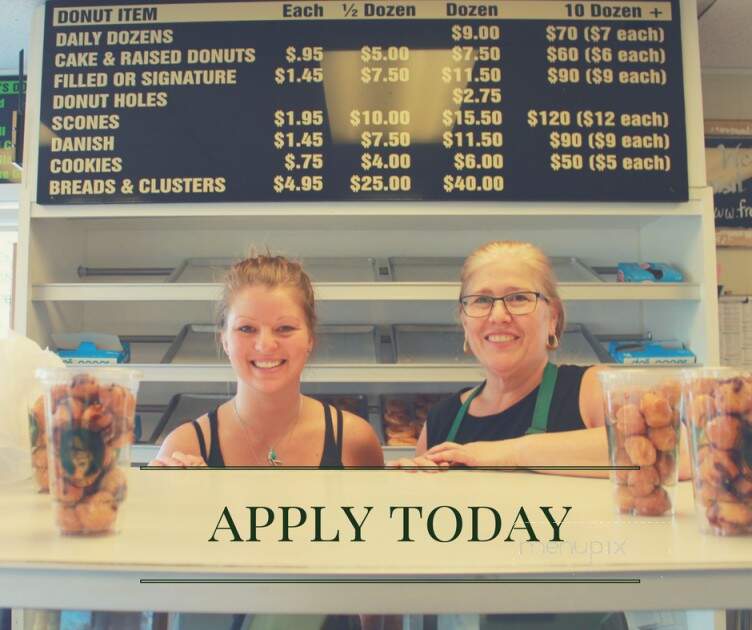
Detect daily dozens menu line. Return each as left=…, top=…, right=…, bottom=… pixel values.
left=38, top=0, right=687, bottom=204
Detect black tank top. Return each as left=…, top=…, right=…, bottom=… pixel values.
left=427, top=364, right=589, bottom=448
left=191, top=401, right=345, bottom=468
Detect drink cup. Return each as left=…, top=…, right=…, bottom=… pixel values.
left=35, top=367, right=141, bottom=535
left=681, top=367, right=752, bottom=536
left=28, top=394, right=49, bottom=492
left=598, top=368, right=681, bottom=516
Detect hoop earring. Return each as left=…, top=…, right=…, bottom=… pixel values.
left=547, top=334, right=560, bottom=350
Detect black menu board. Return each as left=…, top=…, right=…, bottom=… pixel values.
left=37, top=0, right=688, bottom=204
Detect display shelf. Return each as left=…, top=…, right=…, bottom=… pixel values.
left=30, top=281, right=702, bottom=302
left=131, top=363, right=486, bottom=384
left=29, top=198, right=708, bottom=220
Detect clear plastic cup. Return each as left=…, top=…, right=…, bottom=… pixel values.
left=35, top=367, right=141, bottom=535
left=28, top=394, right=49, bottom=492
left=598, top=368, right=681, bottom=516
left=681, top=367, right=752, bottom=536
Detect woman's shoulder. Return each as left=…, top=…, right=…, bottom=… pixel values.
left=339, top=409, right=384, bottom=466
left=155, top=413, right=208, bottom=458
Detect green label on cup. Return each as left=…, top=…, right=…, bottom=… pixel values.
left=28, top=411, right=39, bottom=447
left=59, top=428, right=105, bottom=486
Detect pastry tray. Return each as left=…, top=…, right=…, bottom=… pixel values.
left=392, top=325, right=476, bottom=364
left=149, top=393, right=230, bottom=444
left=380, top=393, right=445, bottom=446
left=167, top=257, right=379, bottom=283
left=386, top=256, right=601, bottom=283
left=161, top=324, right=382, bottom=364
left=392, top=323, right=609, bottom=365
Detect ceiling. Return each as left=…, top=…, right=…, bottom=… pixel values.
left=0, top=0, right=751, bottom=73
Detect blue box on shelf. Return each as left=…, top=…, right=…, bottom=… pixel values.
left=617, top=262, right=684, bottom=283
left=608, top=340, right=696, bottom=365
left=52, top=332, right=131, bottom=366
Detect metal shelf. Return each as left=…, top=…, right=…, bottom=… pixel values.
left=130, top=363, right=486, bottom=383
left=31, top=281, right=702, bottom=302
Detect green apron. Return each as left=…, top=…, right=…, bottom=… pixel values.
left=445, top=362, right=559, bottom=442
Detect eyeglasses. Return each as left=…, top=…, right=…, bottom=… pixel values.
left=459, top=291, right=549, bottom=318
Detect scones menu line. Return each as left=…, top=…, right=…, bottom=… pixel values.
left=38, top=0, right=688, bottom=204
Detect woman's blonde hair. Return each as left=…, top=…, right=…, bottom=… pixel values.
left=216, top=253, right=317, bottom=336
left=460, top=241, right=565, bottom=342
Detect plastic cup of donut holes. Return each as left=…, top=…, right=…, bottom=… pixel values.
left=28, top=395, right=50, bottom=493
left=681, top=367, right=752, bottom=536
left=598, top=368, right=681, bottom=517
left=35, top=367, right=141, bottom=536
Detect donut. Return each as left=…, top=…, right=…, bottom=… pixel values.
left=716, top=501, right=752, bottom=527
left=627, top=466, right=659, bottom=497
left=715, top=378, right=752, bottom=415
left=686, top=394, right=714, bottom=429
left=656, top=451, right=677, bottom=485
left=55, top=505, right=84, bottom=535
left=647, top=426, right=678, bottom=452
left=640, top=392, right=673, bottom=428
left=705, top=415, right=742, bottom=450
left=615, top=404, right=646, bottom=436
left=699, top=449, right=740, bottom=487
left=624, top=435, right=657, bottom=466
left=634, top=486, right=671, bottom=516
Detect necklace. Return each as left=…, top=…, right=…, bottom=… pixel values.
left=231, top=397, right=300, bottom=466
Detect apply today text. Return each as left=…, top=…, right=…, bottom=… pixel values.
left=209, top=505, right=572, bottom=543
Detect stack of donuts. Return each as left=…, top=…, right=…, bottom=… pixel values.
left=382, top=394, right=440, bottom=446
left=685, top=374, right=752, bottom=535
left=44, top=374, right=136, bottom=535
left=605, top=379, right=681, bottom=516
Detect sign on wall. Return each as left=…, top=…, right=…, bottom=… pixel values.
left=706, top=119, right=752, bottom=241
left=38, top=0, right=688, bottom=204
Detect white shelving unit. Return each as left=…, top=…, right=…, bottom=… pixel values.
left=14, top=0, right=719, bottom=444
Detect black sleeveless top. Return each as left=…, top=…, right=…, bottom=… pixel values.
left=427, top=364, right=589, bottom=448
left=191, top=400, right=345, bottom=468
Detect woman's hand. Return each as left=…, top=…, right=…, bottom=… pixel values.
left=148, top=451, right=207, bottom=467
left=386, top=454, right=449, bottom=472
left=424, top=440, right=516, bottom=468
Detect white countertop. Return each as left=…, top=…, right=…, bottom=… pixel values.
left=1, top=468, right=751, bottom=614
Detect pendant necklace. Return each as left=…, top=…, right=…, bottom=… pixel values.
left=232, top=397, right=301, bottom=466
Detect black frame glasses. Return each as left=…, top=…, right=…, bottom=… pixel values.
left=459, top=291, right=549, bottom=318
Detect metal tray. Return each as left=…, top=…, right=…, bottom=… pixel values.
left=388, top=257, right=465, bottom=282
left=149, top=393, right=230, bottom=444
left=161, top=324, right=381, bottom=364
left=550, top=257, right=603, bottom=283
left=554, top=324, right=612, bottom=365
left=386, top=256, right=601, bottom=283
left=311, top=325, right=380, bottom=364
left=167, top=257, right=378, bottom=283
left=392, top=323, right=608, bottom=365
left=393, top=325, right=475, bottom=364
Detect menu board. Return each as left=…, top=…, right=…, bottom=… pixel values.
left=0, top=76, right=23, bottom=184
left=37, top=0, right=688, bottom=204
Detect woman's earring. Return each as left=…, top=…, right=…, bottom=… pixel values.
left=463, top=336, right=470, bottom=354
left=547, top=333, right=560, bottom=350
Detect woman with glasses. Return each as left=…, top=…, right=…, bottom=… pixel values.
left=393, top=240, right=687, bottom=477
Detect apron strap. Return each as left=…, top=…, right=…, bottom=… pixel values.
left=445, top=383, right=484, bottom=443
left=526, top=362, right=559, bottom=435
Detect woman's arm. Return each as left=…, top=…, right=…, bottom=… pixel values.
left=341, top=412, right=385, bottom=467
left=424, top=426, right=610, bottom=477
left=148, top=419, right=207, bottom=467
